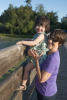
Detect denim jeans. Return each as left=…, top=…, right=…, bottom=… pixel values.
left=36, top=88, right=57, bottom=100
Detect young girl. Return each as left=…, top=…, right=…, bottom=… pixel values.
left=16, top=16, right=50, bottom=90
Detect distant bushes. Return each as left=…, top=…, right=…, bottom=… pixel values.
left=0, top=4, right=67, bottom=35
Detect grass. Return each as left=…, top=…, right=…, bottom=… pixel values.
left=0, top=33, right=33, bottom=39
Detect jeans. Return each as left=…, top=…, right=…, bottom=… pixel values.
left=36, top=88, right=56, bottom=100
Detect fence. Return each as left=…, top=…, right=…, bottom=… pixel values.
left=0, top=45, right=36, bottom=100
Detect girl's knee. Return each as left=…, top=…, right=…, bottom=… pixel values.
left=25, top=63, right=34, bottom=71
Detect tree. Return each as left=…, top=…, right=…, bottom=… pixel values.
left=25, top=0, right=31, bottom=6
left=47, top=11, right=59, bottom=31
left=35, top=4, right=46, bottom=16
left=0, top=3, right=63, bottom=35
left=61, top=16, right=67, bottom=30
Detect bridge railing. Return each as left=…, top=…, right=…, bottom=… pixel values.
left=0, top=45, right=36, bottom=100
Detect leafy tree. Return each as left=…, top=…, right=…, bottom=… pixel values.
left=0, top=4, right=35, bottom=35
left=0, top=3, right=66, bottom=35
left=35, top=4, right=46, bottom=16
left=47, top=11, right=58, bottom=31
left=61, top=16, right=67, bottom=30
left=25, top=0, right=31, bottom=6
left=0, top=23, right=5, bottom=33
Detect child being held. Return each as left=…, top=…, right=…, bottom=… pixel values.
left=16, top=16, right=50, bottom=90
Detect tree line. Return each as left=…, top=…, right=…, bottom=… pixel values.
left=0, top=3, right=67, bottom=35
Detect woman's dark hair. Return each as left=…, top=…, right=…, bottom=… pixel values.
left=48, top=29, right=66, bottom=45
left=35, top=16, right=50, bottom=33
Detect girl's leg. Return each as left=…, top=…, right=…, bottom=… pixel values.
left=19, top=62, right=34, bottom=90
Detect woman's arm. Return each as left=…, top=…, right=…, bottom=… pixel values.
left=28, top=49, right=35, bottom=57
left=16, top=34, right=44, bottom=46
left=35, top=59, right=51, bottom=83
left=39, top=52, right=44, bottom=57
left=31, top=50, right=51, bottom=83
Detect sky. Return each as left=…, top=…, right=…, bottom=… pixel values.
left=0, top=0, right=67, bottom=22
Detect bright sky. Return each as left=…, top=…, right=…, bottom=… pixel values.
left=0, top=0, right=67, bottom=22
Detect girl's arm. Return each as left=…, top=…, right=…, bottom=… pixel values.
left=17, top=34, right=44, bottom=46
left=31, top=50, right=51, bottom=83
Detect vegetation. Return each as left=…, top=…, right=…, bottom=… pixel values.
left=0, top=1, right=67, bottom=36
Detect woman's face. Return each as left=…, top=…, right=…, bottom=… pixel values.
left=47, top=39, right=59, bottom=51
left=47, top=39, right=53, bottom=50
left=35, top=25, right=45, bottom=33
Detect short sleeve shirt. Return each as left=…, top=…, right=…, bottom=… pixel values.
left=35, top=50, right=60, bottom=96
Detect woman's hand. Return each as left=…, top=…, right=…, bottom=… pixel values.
left=28, top=49, right=34, bottom=57
left=29, top=50, right=40, bottom=61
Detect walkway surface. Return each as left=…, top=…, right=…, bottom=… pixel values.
left=31, top=40, right=67, bottom=100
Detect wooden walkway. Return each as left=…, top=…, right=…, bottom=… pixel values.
left=30, top=41, right=67, bottom=100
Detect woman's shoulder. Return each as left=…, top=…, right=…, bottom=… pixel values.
left=48, top=50, right=60, bottom=62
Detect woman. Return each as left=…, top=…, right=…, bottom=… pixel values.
left=30, top=29, right=66, bottom=100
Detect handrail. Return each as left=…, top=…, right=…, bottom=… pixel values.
left=0, top=45, right=25, bottom=77
left=0, top=45, right=36, bottom=100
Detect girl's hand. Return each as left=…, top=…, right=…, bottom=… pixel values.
left=16, top=41, right=23, bottom=45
